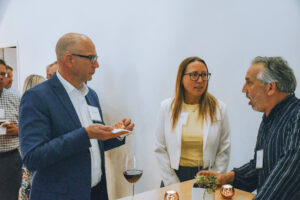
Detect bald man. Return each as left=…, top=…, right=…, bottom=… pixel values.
left=19, top=33, right=134, bottom=200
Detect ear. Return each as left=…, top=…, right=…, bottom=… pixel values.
left=63, top=52, right=73, bottom=68
left=266, top=82, right=277, bottom=96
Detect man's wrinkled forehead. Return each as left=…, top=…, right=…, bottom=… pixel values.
left=245, top=63, right=264, bottom=80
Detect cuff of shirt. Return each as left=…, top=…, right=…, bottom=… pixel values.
left=117, top=136, right=125, bottom=141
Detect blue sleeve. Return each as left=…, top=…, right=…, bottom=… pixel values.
left=19, top=90, right=91, bottom=171
left=104, top=138, right=125, bottom=151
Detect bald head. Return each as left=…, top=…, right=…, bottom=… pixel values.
left=55, top=33, right=93, bottom=60
left=54, top=33, right=99, bottom=89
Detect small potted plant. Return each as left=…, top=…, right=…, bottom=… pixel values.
left=192, top=175, right=218, bottom=200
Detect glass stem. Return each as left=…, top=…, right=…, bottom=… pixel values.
left=132, top=183, right=135, bottom=200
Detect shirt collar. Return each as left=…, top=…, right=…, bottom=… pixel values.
left=0, top=88, right=7, bottom=98
left=263, top=94, right=295, bottom=121
left=56, top=71, right=89, bottom=97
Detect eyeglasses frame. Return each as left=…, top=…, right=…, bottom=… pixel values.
left=72, top=53, right=98, bottom=64
left=0, top=72, right=8, bottom=78
left=184, top=72, right=211, bottom=81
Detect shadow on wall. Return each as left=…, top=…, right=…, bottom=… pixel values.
left=0, top=1, right=11, bottom=25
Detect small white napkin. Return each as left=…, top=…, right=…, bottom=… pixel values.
left=112, top=129, right=132, bottom=137
left=0, top=126, right=6, bottom=135
left=0, top=120, right=7, bottom=135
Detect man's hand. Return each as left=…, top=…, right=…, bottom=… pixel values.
left=2, top=122, right=18, bottom=135
left=113, top=118, right=135, bottom=131
left=197, top=170, right=235, bottom=185
left=85, top=124, right=124, bottom=140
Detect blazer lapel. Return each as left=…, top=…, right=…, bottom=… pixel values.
left=85, top=91, right=94, bottom=106
left=85, top=92, right=104, bottom=125
left=49, top=74, right=81, bottom=128
left=85, top=91, right=106, bottom=171
left=203, top=118, right=211, bottom=151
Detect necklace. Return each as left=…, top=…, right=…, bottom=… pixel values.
left=184, top=103, right=199, bottom=113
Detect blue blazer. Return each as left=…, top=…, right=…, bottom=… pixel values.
left=19, top=74, right=124, bottom=200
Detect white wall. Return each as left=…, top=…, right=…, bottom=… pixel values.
left=0, top=0, right=299, bottom=199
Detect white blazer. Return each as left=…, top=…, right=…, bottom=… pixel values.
left=154, top=98, right=230, bottom=186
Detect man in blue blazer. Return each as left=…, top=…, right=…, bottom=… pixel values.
left=19, top=33, right=134, bottom=200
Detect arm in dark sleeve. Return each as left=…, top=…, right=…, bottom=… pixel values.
left=233, top=156, right=258, bottom=192
left=104, top=137, right=125, bottom=151
left=254, top=114, right=300, bottom=200
left=19, top=90, right=91, bottom=171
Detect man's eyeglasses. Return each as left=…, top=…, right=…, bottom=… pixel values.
left=0, top=72, right=8, bottom=78
left=72, top=54, right=98, bottom=64
left=184, top=72, right=211, bottom=81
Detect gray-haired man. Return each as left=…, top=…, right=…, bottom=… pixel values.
left=199, top=56, right=299, bottom=200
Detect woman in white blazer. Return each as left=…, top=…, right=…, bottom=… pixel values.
left=154, top=57, right=230, bottom=186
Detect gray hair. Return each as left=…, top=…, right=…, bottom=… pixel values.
left=253, top=56, right=297, bottom=93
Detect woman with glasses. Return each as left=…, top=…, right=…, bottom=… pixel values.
left=154, top=56, right=230, bottom=186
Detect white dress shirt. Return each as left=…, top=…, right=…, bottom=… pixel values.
left=57, top=72, right=102, bottom=187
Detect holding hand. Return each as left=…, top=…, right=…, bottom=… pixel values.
left=86, top=124, right=118, bottom=140
left=2, top=122, right=19, bottom=135
left=197, top=170, right=235, bottom=185
left=113, top=118, right=135, bottom=131
left=85, top=118, right=135, bottom=140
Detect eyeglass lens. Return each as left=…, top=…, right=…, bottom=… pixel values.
left=0, top=73, right=7, bottom=77
left=189, top=72, right=209, bottom=81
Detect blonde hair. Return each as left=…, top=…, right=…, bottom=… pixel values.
left=171, top=57, right=219, bottom=130
left=23, top=74, right=46, bottom=94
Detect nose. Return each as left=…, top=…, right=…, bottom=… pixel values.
left=242, top=83, right=246, bottom=93
left=93, top=60, right=99, bottom=68
left=196, top=76, right=203, bottom=83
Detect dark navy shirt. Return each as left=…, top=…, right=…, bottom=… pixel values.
left=233, top=94, right=300, bottom=200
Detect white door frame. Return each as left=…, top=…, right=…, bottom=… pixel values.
left=0, top=41, right=21, bottom=91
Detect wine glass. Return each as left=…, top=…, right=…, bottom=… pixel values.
left=208, top=160, right=212, bottom=171
left=197, top=159, right=203, bottom=172
left=123, top=153, right=143, bottom=200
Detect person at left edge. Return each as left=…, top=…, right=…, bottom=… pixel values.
left=0, top=59, right=22, bottom=200
left=19, top=33, right=134, bottom=200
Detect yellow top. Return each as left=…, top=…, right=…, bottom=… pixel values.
left=179, top=103, right=204, bottom=167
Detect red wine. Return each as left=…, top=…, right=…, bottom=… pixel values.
left=123, top=170, right=143, bottom=183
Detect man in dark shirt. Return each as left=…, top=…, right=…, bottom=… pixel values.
left=199, top=56, right=299, bottom=200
